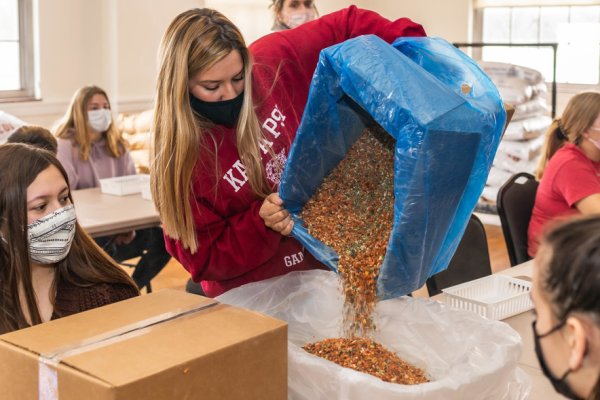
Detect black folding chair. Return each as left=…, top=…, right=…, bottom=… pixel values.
left=426, top=214, right=492, bottom=296
left=496, top=172, right=539, bottom=266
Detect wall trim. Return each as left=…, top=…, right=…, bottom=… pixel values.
left=0, top=97, right=154, bottom=118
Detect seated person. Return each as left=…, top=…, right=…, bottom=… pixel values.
left=270, top=0, right=318, bottom=31
left=531, top=215, right=600, bottom=399
left=55, top=85, right=171, bottom=292
left=528, top=91, right=600, bottom=257
left=0, top=144, right=138, bottom=334
left=7, top=125, right=58, bottom=154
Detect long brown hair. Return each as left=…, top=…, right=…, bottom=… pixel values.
left=536, top=91, right=600, bottom=179
left=54, top=85, right=128, bottom=161
left=0, top=144, right=138, bottom=334
left=152, top=8, right=271, bottom=253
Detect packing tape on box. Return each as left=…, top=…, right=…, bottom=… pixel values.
left=38, top=300, right=218, bottom=400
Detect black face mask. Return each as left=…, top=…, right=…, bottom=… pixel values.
left=189, top=91, right=244, bottom=128
left=532, top=320, right=584, bottom=400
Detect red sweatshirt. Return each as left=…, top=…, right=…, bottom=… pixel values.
left=165, top=6, right=426, bottom=297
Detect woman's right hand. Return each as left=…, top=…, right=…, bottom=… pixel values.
left=259, top=193, right=294, bottom=236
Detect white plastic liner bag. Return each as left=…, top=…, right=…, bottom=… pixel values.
left=217, top=270, right=531, bottom=400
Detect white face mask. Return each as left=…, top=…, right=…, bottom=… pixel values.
left=28, top=204, right=77, bottom=264
left=88, top=109, right=112, bottom=133
left=587, top=136, right=600, bottom=151
left=282, top=10, right=316, bottom=29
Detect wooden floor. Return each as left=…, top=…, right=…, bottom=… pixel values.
left=144, top=223, right=511, bottom=296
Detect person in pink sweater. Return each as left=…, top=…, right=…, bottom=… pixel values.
left=151, top=6, right=426, bottom=297
left=56, top=86, right=171, bottom=292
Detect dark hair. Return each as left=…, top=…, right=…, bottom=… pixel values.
left=539, top=215, right=600, bottom=324
left=7, top=125, right=58, bottom=154
left=0, top=143, right=138, bottom=333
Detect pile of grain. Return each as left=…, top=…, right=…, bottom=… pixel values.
left=303, top=337, right=429, bottom=385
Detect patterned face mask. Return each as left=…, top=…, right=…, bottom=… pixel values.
left=27, top=204, right=77, bottom=264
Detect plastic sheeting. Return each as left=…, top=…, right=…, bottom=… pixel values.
left=279, top=36, right=506, bottom=299
left=217, top=270, right=530, bottom=400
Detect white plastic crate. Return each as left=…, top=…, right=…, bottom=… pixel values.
left=140, top=175, right=152, bottom=201
left=442, top=274, right=533, bottom=320
left=100, top=175, right=146, bottom=196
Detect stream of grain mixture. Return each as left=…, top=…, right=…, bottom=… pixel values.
left=301, top=125, right=429, bottom=385
left=301, top=124, right=395, bottom=338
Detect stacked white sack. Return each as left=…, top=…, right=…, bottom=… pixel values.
left=476, top=62, right=550, bottom=212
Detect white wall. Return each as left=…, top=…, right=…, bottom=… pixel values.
left=210, top=0, right=472, bottom=44
left=2, top=1, right=472, bottom=128
left=3, top=0, right=203, bottom=127
left=353, top=0, right=472, bottom=43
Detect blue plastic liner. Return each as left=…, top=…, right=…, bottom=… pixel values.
left=279, top=35, right=505, bottom=299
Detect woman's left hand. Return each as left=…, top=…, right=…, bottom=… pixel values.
left=259, top=193, right=294, bottom=236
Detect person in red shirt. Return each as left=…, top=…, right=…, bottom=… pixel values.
left=151, top=7, right=426, bottom=297
left=528, top=91, right=600, bottom=257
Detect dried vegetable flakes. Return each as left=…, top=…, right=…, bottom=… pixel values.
left=301, top=124, right=395, bottom=337
left=303, top=337, right=429, bottom=385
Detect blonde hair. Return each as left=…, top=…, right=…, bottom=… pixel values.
left=152, top=8, right=271, bottom=253
left=55, top=85, right=127, bottom=161
left=536, top=91, right=600, bottom=179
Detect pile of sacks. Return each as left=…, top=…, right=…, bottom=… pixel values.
left=476, top=61, right=551, bottom=212
left=116, top=109, right=153, bottom=173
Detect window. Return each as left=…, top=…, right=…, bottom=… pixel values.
left=474, top=4, right=600, bottom=85
left=0, top=0, right=35, bottom=101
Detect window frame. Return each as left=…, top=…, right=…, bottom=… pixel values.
left=0, top=0, right=36, bottom=103
left=473, top=4, right=600, bottom=86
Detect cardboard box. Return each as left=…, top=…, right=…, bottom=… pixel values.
left=0, top=290, right=287, bottom=400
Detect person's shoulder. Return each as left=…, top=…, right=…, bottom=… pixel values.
left=551, top=144, right=587, bottom=164
left=55, top=280, right=138, bottom=317
left=56, top=130, right=77, bottom=146
left=56, top=135, right=78, bottom=156
left=249, top=29, right=299, bottom=60
left=56, top=136, right=74, bottom=146
left=91, top=282, right=139, bottom=302
left=544, top=144, right=595, bottom=182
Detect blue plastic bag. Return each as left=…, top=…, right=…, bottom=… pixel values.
left=279, top=35, right=505, bottom=299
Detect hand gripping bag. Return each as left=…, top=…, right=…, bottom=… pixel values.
left=278, top=36, right=506, bottom=299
